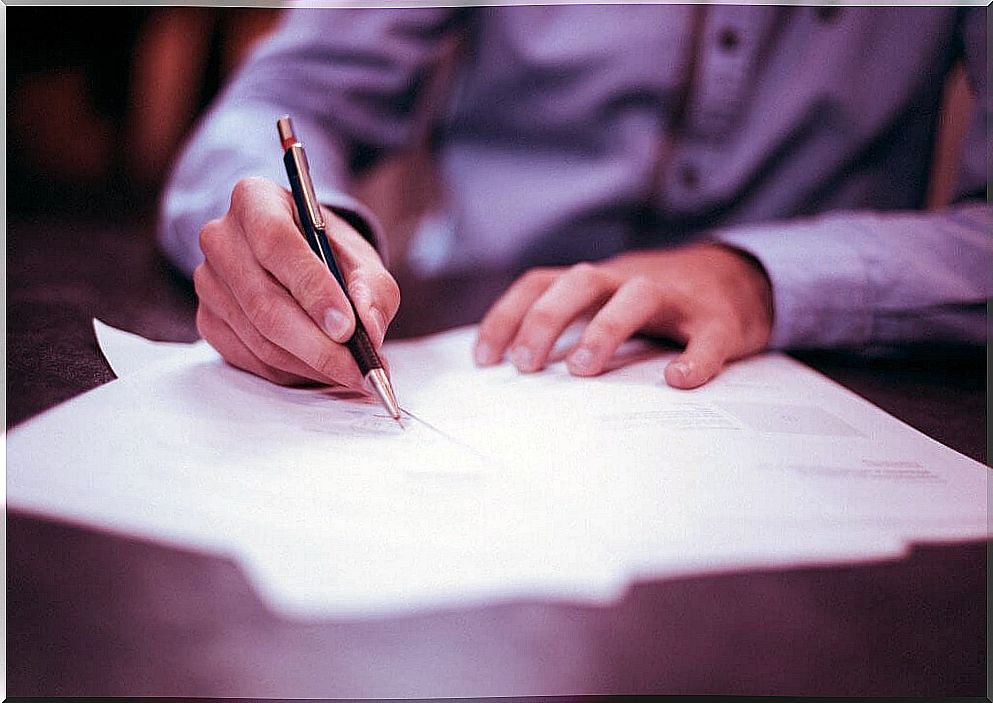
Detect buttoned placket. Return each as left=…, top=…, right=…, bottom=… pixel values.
left=656, top=6, right=772, bottom=214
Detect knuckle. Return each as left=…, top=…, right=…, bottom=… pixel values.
left=251, top=217, right=290, bottom=266
left=567, top=261, right=600, bottom=285
left=522, top=267, right=555, bottom=286
left=229, top=179, right=252, bottom=211
left=230, top=176, right=266, bottom=207
left=617, top=275, right=672, bottom=309
left=519, top=269, right=542, bottom=285
left=198, top=219, right=224, bottom=258
left=625, top=275, right=658, bottom=298
left=244, top=291, right=283, bottom=336
left=590, top=316, right=626, bottom=342
left=522, top=306, right=558, bottom=333
left=295, top=262, right=333, bottom=301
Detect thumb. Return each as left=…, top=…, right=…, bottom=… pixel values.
left=664, top=325, right=734, bottom=389
left=322, top=209, right=401, bottom=350
left=346, top=270, right=400, bottom=348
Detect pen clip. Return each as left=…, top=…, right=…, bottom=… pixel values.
left=287, top=146, right=326, bottom=231
left=278, top=115, right=326, bottom=231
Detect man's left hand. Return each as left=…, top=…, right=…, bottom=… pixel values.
left=473, top=244, right=774, bottom=389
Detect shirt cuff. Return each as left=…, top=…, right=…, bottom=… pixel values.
left=712, top=217, right=874, bottom=350
left=319, top=190, right=389, bottom=268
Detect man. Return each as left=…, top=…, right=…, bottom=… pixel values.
left=159, top=5, right=989, bottom=392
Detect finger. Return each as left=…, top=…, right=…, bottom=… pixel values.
left=197, top=303, right=317, bottom=387
left=202, top=213, right=366, bottom=389
left=345, top=267, right=401, bottom=349
left=228, top=177, right=358, bottom=343
left=510, top=263, right=616, bottom=372
left=195, top=262, right=355, bottom=386
left=474, top=268, right=556, bottom=366
left=566, top=276, right=664, bottom=377
left=664, top=324, right=736, bottom=389
left=318, top=211, right=402, bottom=348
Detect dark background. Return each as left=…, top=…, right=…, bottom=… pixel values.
left=7, top=7, right=282, bottom=219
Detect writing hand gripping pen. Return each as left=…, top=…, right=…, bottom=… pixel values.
left=277, top=115, right=401, bottom=421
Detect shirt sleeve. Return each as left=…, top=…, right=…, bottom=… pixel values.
left=157, top=7, right=463, bottom=277
left=715, top=204, right=991, bottom=352
left=715, top=8, right=990, bottom=353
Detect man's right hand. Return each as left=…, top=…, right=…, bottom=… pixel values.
left=193, top=176, right=400, bottom=389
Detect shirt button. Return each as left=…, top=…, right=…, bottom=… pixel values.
left=718, top=28, right=740, bottom=51
left=815, top=6, right=842, bottom=23
left=680, top=164, right=699, bottom=189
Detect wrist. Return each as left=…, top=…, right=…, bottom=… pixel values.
left=710, top=243, right=775, bottom=349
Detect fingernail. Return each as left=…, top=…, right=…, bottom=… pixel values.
left=351, top=282, right=370, bottom=300
left=350, top=284, right=372, bottom=314
left=474, top=342, right=496, bottom=366
left=667, top=360, right=692, bottom=384
left=568, top=347, right=595, bottom=374
left=323, top=308, right=350, bottom=341
left=512, top=346, right=534, bottom=372
left=369, top=306, right=388, bottom=345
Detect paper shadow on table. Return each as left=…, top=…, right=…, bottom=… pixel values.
left=6, top=510, right=987, bottom=698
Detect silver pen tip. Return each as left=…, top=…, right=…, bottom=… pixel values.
left=366, top=368, right=401, bottom=421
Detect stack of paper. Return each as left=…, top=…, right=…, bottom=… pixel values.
left=5, top=320, right=987, bottom=619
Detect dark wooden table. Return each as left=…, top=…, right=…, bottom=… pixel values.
left=6, top=217, right=988, bottom=698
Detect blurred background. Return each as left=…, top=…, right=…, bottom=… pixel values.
left=7, top=7, right=282, bottom=219
left=6, top=6, right=444, bottom=258
left=7, top=6, right=973, bottom=231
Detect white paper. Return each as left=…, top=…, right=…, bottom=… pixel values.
left=5, top=322, right=988, bottom=619
left=93, top=318, right=215, bottom=377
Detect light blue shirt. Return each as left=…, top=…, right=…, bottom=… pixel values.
left=160, top=5, right=990, bottom=352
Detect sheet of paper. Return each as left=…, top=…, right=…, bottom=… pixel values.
left=11, top=329, right=630, bottom=617
left=5, top=322, right=988, bottom=619
left=101, top=322, right=982, bottom=533
left=399, top=334, right=988, bottom=537
left=93, top=318, right=215, bottom=377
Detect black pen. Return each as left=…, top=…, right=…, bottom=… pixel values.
left=277, top=115, right=402, bottom=423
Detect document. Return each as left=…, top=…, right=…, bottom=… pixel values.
left=5, top=321, right=987, bottom=619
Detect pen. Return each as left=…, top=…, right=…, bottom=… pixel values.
left=277, top=115, right=402, bottom=423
